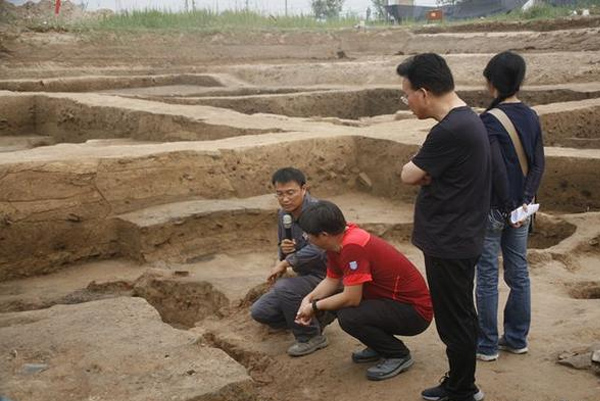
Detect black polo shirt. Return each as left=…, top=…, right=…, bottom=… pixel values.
left=411, top=106, right=491, bottom=259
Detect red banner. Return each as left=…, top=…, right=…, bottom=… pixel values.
left=55, top=0, right=61, bottom=15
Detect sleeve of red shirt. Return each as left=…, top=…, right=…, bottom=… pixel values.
left=339, top=244, right=372, bottom=286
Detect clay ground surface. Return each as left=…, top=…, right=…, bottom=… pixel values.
left=1, top=3, right=600, bottom=401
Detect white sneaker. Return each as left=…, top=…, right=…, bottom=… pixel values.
left=476, top=352, right=499, bottom=362
left=498, top=344, right=528, bottom=354
left=498, top=337, right=528, bottom=354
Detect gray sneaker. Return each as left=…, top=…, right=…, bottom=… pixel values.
left=287, top=335, right=329, bottom=357
left=366, top=354, right=413, bottom=381
left=352, top=347, right=381, bottom=363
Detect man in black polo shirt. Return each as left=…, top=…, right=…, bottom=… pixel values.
left=398, top=53, right=491, bottom=401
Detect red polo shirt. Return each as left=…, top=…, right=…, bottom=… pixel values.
left=326, top=224, right=433, bottom=322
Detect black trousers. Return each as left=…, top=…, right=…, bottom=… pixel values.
left=425, top=254, right=480, bottom=401
left=337, top=298, right=430, bottom=358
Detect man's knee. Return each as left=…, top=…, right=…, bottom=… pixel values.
left=272, top=277, right=305, bottom=299
left=273, top=276, right=296, bottom=290
left=250, top=293, right=277, bottom=323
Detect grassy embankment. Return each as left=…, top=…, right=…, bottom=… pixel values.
left=20, top=2, right=600, bottom=33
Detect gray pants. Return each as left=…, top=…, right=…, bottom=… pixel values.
left=250, top=275, right=322, bottom=342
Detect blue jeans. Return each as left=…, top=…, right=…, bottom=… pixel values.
left=476, top=209, right=531, bottom=355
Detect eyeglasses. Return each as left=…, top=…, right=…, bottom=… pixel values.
left=401, top=88, right=425, bottom=106
left=274, top=189, right=301, bottom=199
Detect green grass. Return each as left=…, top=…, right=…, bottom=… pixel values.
left=54, top=9, right=361, bottom=32
left=499, top=4, right=574, bottom=20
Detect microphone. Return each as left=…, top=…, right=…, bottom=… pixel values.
left=282, top=214, right=293, bottom=240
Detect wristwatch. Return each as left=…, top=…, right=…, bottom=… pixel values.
left=311, top=299, right=319, bottom=313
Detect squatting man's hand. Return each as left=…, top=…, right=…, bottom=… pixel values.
left=280, top=239, right=296, bottom=255
left=295, top=296, right=315, bottom=326
left=267, top=260, right=289, bottom=284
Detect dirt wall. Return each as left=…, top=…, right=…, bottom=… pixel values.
left=0, top=94, right=36, bottom=136
left=117, top=209, right=278, bottom=264
left=224, top=53, right=600, bottom=88
left=0, top=136, right=359, bottom=281
left=34, top=96, right=274, bottom=143
left=191, top=88, right=405, bottom=120
left=539, top=154, right=600, bottom=213
left=354, top=136, right=420, bottom=202
left=0, top=74, right=223, bottom=92
left=537, top=101, right=600, bottom=148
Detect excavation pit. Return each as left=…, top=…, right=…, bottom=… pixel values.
left=1, top=28, right=600, bottom=400
left=1, top=123, right=600, bottom=282
left=0, top=92, right=280, bottom=149
left=568, top=281, right=600, bottom=300
left=131, top=86, right=600, bottom=124
left=529, top=214, right=577, bottom=249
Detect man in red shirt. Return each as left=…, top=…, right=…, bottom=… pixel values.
left=295, top=200, right=432, bottom=381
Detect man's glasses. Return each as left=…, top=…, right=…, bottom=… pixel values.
left=401, top=95, right=409, bottom=105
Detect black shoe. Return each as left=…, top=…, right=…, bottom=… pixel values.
left=366, top=354, right=413, bottom=381
left=421, top=373, right=484, bottom=401
left=351, top=347, right=380, bottom=363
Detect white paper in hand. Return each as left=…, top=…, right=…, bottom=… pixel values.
left=510, top=203, right=540, bottom=224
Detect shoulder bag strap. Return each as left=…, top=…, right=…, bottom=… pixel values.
left=488, top=107, right=529, bottom=176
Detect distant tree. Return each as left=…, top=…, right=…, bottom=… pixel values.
left=436, top=0, right=463, bottom=6
left=371, top=0, right=387, bottom=20
left=311, top=0, right=345, bottom=19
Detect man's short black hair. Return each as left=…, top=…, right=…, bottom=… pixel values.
left=298, top=200, right=346, bottom=236
left=272, top=167, right=306, bottom=187
left=396, top=53, right=455, bottom=96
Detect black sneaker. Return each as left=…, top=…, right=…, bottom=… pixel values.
left=351, top=347, right=380, bottom=363
left=366, top=354, right=413, bottom=381
left=421, top=373, right=484, bottom=401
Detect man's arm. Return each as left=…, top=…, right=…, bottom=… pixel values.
left=401, top=161, right=430, bottom=186
left=295, top=279, right=362, bottom=326
left=285, top=243, right=326, bottom=274
left=301, top=276, right=342, bottom=303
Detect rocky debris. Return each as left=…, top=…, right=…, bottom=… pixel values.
left=592, top=349, right=600, bottom=375
left=0, top=297, right=255, bottom=401
left=558, top=343, right=600, bottom=375
left=0, top=0, right=95, bottom=24
left=21, top=363, right=48, bottom=374
left=357, top=172, right=373, bottom=190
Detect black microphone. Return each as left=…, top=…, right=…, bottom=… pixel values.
left=283, top=214, right=293, bottom=240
